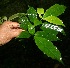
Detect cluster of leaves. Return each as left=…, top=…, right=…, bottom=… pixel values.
left=0, top=4, right=66, bottom=63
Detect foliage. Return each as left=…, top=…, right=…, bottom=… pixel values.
left=0, top=4, right=66, bottom=63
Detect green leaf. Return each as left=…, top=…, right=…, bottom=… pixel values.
left=2, top=16, right=7, bottom=21
left=43, top=4, right=66, bottom=18
left=27, top=6, right=37, bottom=22
left=34, top=36, right=63, bottom=63
left=8, top=13, right=25, bottom=20
left=0, top=16, right=7, bottom=24
left=37, top=8, right=44, bottom=18
left=37, top=8, right=44, bottom=14
left=0, top=17, right=2, bottom=24
left=34, top=19, right=42, bottom=26
left=17, top=31, right=31, bottom=38
left=41, top=22, right=65, bottom=36
left=43, top=16, right=65, bottom=26
left=41, top=22, right=64, bottom=32
left=35, top=31, right=59, bottom=41
left=28, top=23, right=35, bottom=35
left=19, top=17, right=29, bottom=30
left=0, top=20, right=2, bottom=24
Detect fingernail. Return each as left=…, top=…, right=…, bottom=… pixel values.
left=22, top=30, right=25, bottom=31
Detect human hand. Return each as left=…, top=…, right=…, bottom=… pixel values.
left=0, top=21, right=25, bottom=46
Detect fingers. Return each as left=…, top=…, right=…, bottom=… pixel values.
left=10, top=22, right=20, bottom=28
left=2, top=21, right=25, bottom=37
left=11, top=29, right=23, bottom=37
left=3, top=21, right=20, bottom=28
left=0, top=21, right=25, bottom=45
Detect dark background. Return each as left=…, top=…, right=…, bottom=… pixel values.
left=0, top=0, right=70, bottom=68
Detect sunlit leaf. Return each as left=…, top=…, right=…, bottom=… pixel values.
left=27, top=6, right=37, bottom=22
left=43, top=16, right=65, bottom=26
left=37, top=8, right=44, bottom=18
left=28, top=23, right=35, bottom=35
left=41, top=22, right=65, bottom=35
left=41, top=22, right=64, bottom=32
left=17, top=31, right=31, bottom=38
left=34, top=36, right=63, bottom=63
left=37, top=8, right=44, bottom=14
left=43, top=4, right=66, bottom=18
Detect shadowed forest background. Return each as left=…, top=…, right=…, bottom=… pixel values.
left=0, top=0, right=70, bottom=68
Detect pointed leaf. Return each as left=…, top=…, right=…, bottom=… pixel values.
left=43, top=4, right=66, bottom=18
left=34, top=36, right=63, bottom=63
left=43, top=16, right=65, bottom=26
left=27, top=6, right=37, bottom=22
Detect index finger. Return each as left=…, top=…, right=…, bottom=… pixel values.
left=10, top=22, right=20, bottom=28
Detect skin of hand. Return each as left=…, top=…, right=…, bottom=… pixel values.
left=0, top=21, right=24, bottom=46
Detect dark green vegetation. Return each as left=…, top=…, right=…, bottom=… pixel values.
left=0, top=0, right=70, bottom=68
